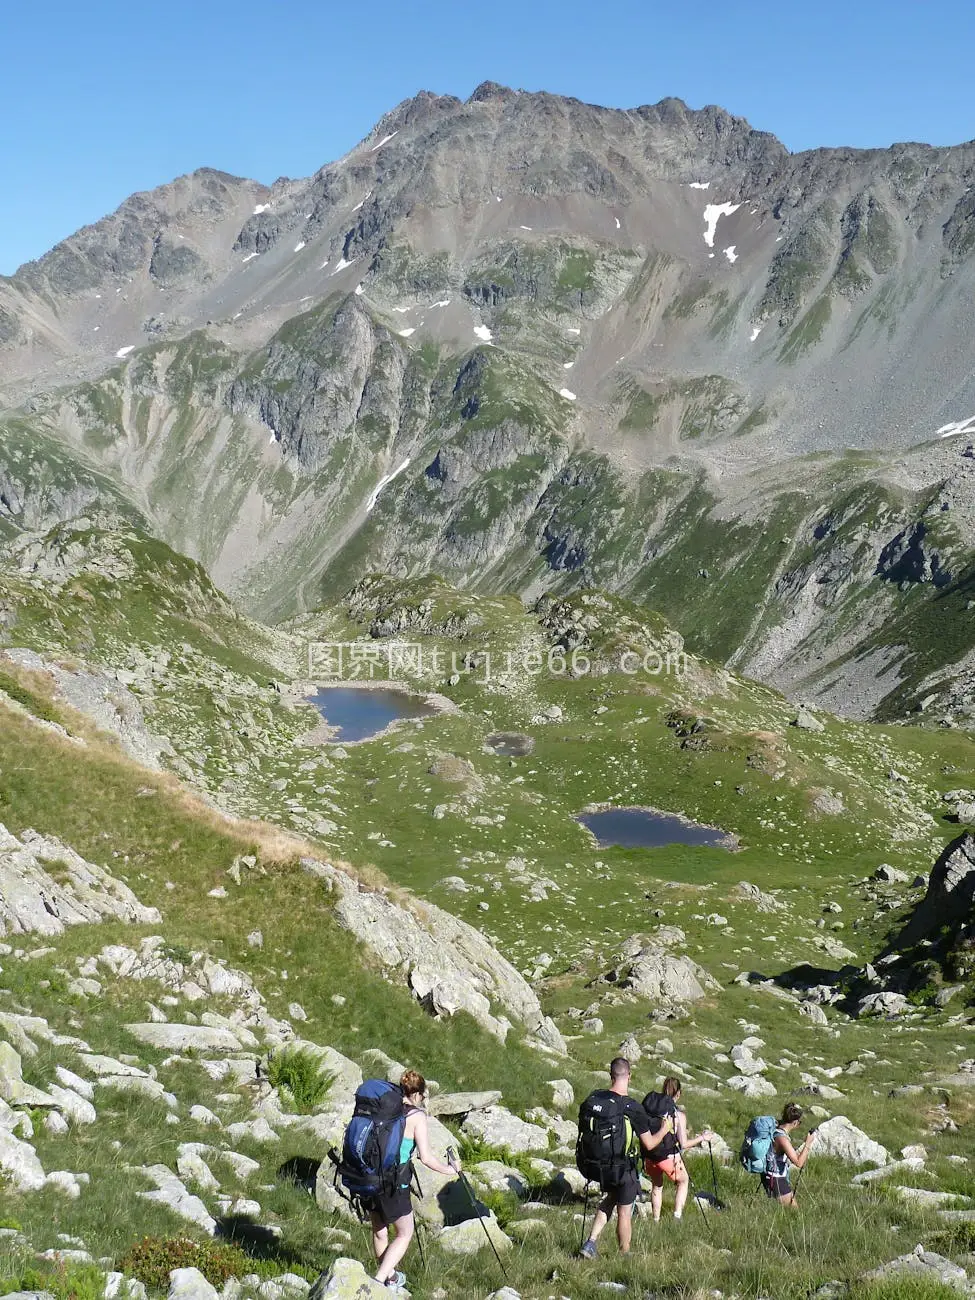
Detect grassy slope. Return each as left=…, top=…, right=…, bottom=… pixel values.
left=1, top=553, right=975, bottom=1297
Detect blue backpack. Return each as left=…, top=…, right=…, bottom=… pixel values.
left=740, top=1114, right=777, bottom=1173
left=336, top=1080, right=407, bottom=1202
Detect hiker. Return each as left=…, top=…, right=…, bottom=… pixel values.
left=368, top=1070, right=459, bottom=1289
left=762, top=1102, right=816, bottom=1208
left=642, top=1076, right=716, bottom=1221
left=577, top=1057, right=676, bottom=1259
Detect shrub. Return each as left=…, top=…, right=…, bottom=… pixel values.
left=266, top=1048, right=335, bottom=1114
left=118, top=1236, right=254, bottom=1289
left=0, top=1263, right=106, bottom=1300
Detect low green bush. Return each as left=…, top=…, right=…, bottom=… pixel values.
left=118, top=1236, right=255, bottom=1289
left=266, top=1048, right=335, bottom=1114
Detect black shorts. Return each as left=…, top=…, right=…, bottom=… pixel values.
left=602, top=1168, right=641, bottom=1208
left=363, top=1183, right=412, bottom=1225
left=761, top=1173, right=792, bottom=1199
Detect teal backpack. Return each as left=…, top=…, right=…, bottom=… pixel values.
left=740, top=1114, right=777, bottom=1173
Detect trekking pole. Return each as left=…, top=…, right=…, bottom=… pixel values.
left=410, top=1168, right=427, bottom=1271
left=708, top=1140, right=720, bottom=1203
left=678, top=1144, right=714, bottom=1240
left=446, top=1146, right=510, bottom=1282
left=580, top=1180, right=593, bottom=1251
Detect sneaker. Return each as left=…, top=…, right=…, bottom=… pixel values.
left=579, top=1239, right=598, bottom=1260
left=384, top=1273, right=407, bottom=1291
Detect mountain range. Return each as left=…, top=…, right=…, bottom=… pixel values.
left=2, top=82, right=974, bottom=723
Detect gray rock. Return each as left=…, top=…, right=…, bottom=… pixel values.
left=308, top=1259, right=392, bottom=1299
left=547, top=1079, right=574, bottom=1109
left=794, top=708, right=825, bottom=732
left=874, top=863, right=909, bottom=883
left=852, top=1158, right=925, bottom=1184
left=302, top=859, right=565, bottom=1053
left=427, top=1090, right=502, bottom=1117
left=726, top=1074, right=777, bottom=1098
left=0, top=1127, right=46, bottom=1190
left=862, top=1244, right=968, bottom=1291
left=799, top=1001, right=828, bottom=1025
left=856, top=992, right=908, bottom=1018
left=132, top=1164, right=218, bottom=1233
left=461, top=1105, right=550, bottom=1154
left=125, top=1023, right=246, bottom=1053
left=167, top=1270, right=219, bottom=1300
left=438, top=1213, right=513, bottom=1256
left=0, top=823, right=160, bottom=937
left=816, top=1116, right=887, bottom=1167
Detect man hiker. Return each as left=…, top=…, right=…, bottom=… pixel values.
left=762, top=1102, right=816, bottom=1208
left=642, top=1076, right=716, bottom=1221
left=578, top=1057, right=675, bottom=1259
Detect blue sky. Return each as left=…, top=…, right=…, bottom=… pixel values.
left=2, top=0, right=973, bottom=274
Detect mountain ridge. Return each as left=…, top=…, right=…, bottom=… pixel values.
left=1, top=82, right=975, bottom=725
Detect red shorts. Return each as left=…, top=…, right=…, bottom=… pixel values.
left=644, top=1156, right=684, bottom=1186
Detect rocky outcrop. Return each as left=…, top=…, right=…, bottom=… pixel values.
left=885, top=833, right=975, bottom=954
left=0, top=824, right=160, bottom=937
left=303, top=860, right=566, bottom=1054
left=596, top=932, right=719, bottom=1008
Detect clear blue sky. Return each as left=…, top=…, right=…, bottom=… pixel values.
left=2, top=0, right=973, bottom=274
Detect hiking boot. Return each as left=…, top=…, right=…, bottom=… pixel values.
left=383, top=1272, right=407, bottom=1291
left=579, top=1239, right=598, bottom=1260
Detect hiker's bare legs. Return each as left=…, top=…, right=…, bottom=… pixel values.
left=650, top=1182, right=664, bottom=1221
left=374, top=1212, right=415, bottom=1283
left=616, top=1202, right=634, bottom=1253
left=776, top=1191, right=799, bottom=1209
left=588, top=1191, right=616, bottom=1243
left=369, top=1212, right=388, bottom=1261
left=673, top=1161, right=690, bottom=1218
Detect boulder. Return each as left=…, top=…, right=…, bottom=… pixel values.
left=547, top=1079, right=574, bottom=1110
left=886, top=833, right=975, bottom=952
left=815, top=1116, right=887, bottom=1167
left=862, top=1244, right=968, bottom=1291
left=428, top=1091, right=502, bottom=1118
left=461, top=1105, right=550, bottom=1154
left=0, top=1128, right=46, bottom=1190
left=734, top=882, right=783, bottom=913
left=604, top=939, right=718, bottom=1005
left=730, top=1044, right=768, bottom=1077
left=132, top=1164, right=217, bottom=1233
left=47, top=1085, right=97, bottom=1126
left=125, top=1024, right=246, bottom=1053
left=471, top=1160, right=529, bottom=1197
left=308, top=1259, right=393, bottom=1300
left=725, top=1075, right=776, bottom=1099
left=0, top=824, right=160, bottom=937
left=437, top=1213, right=513, bottom=1256
left=874, top=864, right=909, bottom=884
left=794, top=708, right=825, bottom=732
left=799, top=1001, right=828, bottom=1026
left=856, top=992, right=908, bottom=1019
left=167, top=1270, right=219, bottom=1300
left=0, top=1041, right=60, bottom=1108
left=852, top=1158, right=925, bottom=1184
left=301, top=860, right=566, bottom=1054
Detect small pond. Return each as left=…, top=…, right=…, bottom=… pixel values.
left=308, top=687, right=437, bottom=743
left=577, top=806, right=736, bottom=851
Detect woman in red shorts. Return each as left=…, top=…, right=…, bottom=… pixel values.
left=642, top=1076, right=715, bottom=1221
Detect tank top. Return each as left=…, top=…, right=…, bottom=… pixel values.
left=400, top=1107, right=419, bottom=1165
left=766, top=1128, right=791, bottom=1180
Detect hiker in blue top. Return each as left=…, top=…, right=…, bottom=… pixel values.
left=763, top=1102, right=817, bottom=1207
left=369, top=1070, right=458, bottom=1290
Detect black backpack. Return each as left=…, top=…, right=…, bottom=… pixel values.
left=576, top=1090, right=636, bottom=1190
left=642, top=1091, right=679, bottom=1160
left=330, top=1080, right=407, bottom=1207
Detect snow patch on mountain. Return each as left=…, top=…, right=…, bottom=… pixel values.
left=703, top=203, right=741, bottom=248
